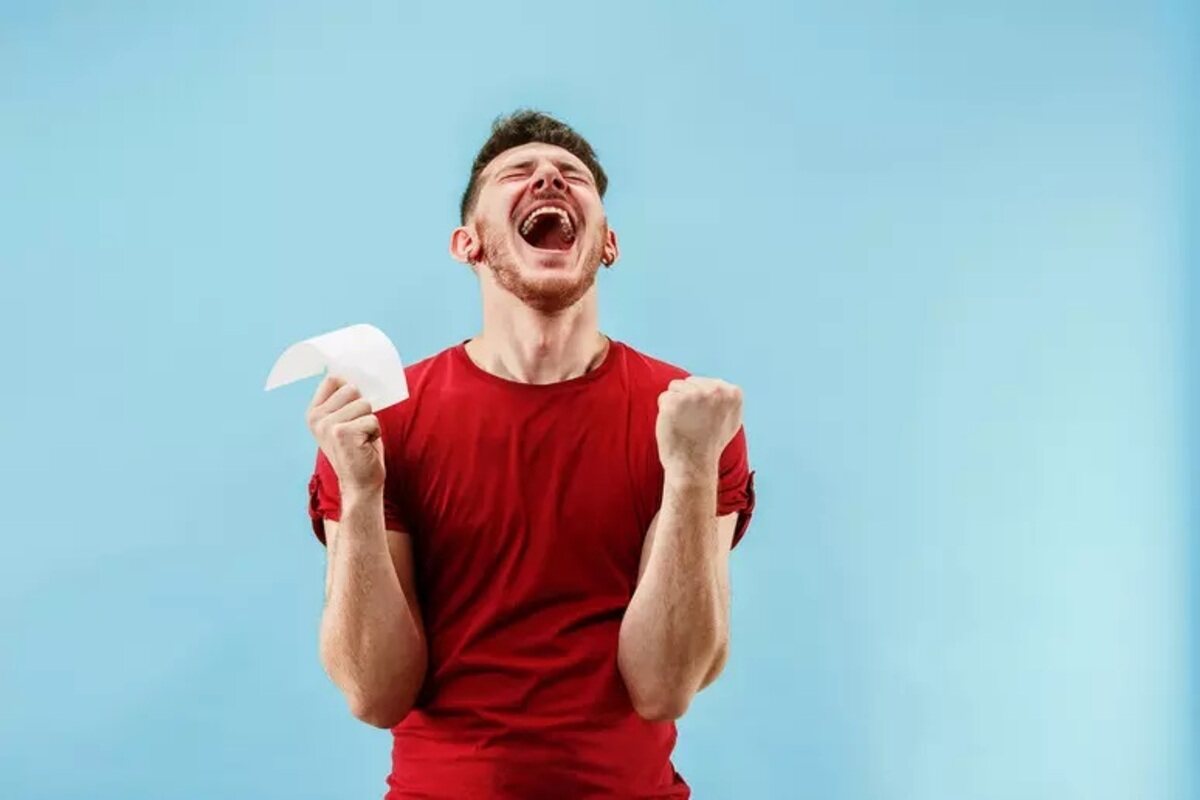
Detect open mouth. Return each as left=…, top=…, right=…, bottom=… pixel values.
left=518, top=204, right=576, bottom=251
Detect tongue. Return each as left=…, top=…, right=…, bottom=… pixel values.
left=524, top=215, right=574, bottom=251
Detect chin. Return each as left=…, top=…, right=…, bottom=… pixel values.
left=501, top=252, right=599, bottom=313
left=516, top=271, right=597, bottom=313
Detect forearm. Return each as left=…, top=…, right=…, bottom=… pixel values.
left=618, top=467, right=728, bottom=720
left=320, top=491, right=426, bottom=727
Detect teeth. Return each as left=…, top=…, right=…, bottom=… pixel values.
left=520, top=205, right=575, bottom=238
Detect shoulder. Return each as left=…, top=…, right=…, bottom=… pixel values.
left=616, top=340, right=691, bottom=390
left=374, top=343, right=460, bottom=428
left=403, top=343, right=460, bottom=393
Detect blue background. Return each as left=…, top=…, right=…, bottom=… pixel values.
left=1, top=2, right=1196, bottom=798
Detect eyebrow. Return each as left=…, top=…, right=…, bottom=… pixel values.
left=495, top=158, right=589, bottom=176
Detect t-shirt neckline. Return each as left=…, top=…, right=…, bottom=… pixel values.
left=453, top=336, right=621, bottom=393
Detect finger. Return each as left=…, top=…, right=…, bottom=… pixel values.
left=325, top=397, right=373, bottom=427
left=338, top=413, right=382, bottom=444
left=670, top=378, right=710, bottom=398
left=661, top=385, right=692, bottom=404
left=316, top=382, right=363, bottom=416
left=310, top=374, right=345, bottom=408
left=684, top=376, right=725, bottom=391
left=688, top=377, right=740, bottom=399
left=333, top=419, right=382, bottom=452
left=712, top=380, right=742, bottom=402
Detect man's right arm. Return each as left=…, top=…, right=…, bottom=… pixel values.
left=319, top=494, right=427, bottom=729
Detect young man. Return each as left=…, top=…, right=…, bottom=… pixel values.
left=306, top=110, right=757, bottom=799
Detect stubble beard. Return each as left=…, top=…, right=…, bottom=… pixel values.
left=477, top=219, right=606, bottom=314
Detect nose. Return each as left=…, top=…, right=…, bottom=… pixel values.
left=532, top=163, right=567, bottom=193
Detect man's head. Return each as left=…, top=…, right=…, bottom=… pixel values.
left=450, top=110, right=619, bottom=313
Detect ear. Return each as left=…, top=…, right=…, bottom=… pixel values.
left=602, top=228, right=620, bottom=268
left=450, top=224, right=481, bottom=266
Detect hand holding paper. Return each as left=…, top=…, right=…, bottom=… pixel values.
left=265, top=324, right=409, bottom=412
left=304, top=374, right=387, bottom=496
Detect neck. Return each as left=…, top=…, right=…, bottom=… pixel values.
left=467, top=284, right=608, bottom=385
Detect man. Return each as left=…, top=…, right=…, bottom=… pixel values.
left=305, top=110, right=757, bottom=799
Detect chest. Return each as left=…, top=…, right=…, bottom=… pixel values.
left=397, top=389, right=664, bottom=598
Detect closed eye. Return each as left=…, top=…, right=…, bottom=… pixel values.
left=559, top=165, right=591, bottom=183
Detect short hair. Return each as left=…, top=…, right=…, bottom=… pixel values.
left=460, top=110, right=608, bottom=223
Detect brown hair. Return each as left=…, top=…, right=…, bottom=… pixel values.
left=460, top=110, right=608, bottom=223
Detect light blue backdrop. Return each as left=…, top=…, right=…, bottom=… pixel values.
left=1, top=2, right=1195, bottom=798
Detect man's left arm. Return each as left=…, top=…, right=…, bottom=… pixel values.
left=617, top=377, right=745, bottom=721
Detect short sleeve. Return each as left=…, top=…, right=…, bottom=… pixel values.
left=717, top=426, right=757, bottom=548
left=307, top=449, right=408, bottom=545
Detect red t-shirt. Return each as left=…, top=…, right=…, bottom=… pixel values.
left=308, top=338, right=756, bottom=800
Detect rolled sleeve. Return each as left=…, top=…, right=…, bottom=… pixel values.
left=307, top=449, right=407, bottom=545
left=717, top=426, right=757, bottom=548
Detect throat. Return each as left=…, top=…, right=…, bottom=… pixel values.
left=466, top=332, right=610, bottom=385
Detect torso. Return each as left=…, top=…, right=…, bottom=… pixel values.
left=375, top=339, right=689, bottom=799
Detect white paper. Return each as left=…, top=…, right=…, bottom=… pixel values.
left=265, top=324, right=409, bottom=411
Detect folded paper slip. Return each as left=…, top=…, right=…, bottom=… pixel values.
left=265, top=323, right=408, bottom=412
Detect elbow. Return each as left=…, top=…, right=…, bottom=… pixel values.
left=320, top=637, right=427, bottom=730
left=619, top=656, right=695, bottom=721
left=700, top=640, right=730, bottom=688
left=347, top=690, right=414, bottom=729
left=325, top=656, right=422, bottom=729
left=630, top=689, right=693, bottom=722
left=618, top=635, right=729, bottom=722
left=618, top=654, right=691, bottom=721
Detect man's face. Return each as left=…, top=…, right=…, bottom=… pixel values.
left=459, top=142, right=616, bottom=313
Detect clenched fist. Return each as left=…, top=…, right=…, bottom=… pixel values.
left=655, top=377, right=744, bottom=478
left=306, top=375, right=385, bottom=496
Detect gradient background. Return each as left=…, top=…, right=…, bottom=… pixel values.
left=1, top=2, right=1196, bottom=798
